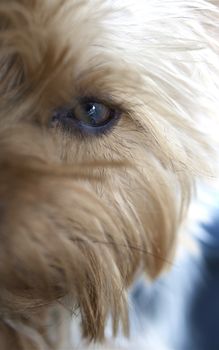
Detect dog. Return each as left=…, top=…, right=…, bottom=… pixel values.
left=0, top=0, right=218, bottom=349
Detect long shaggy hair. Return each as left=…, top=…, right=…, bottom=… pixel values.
left=0, top=0, right=218, bottom=349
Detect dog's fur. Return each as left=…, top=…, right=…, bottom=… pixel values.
left=0, top=0, right=218, bottom=349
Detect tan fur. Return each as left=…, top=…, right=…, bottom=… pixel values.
left=0, top=0, right=218, bottom=349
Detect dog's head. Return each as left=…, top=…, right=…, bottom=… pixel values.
left=0, top=0, right=218, bottom=347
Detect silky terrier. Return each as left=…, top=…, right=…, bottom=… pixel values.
left=0, top=0, right=218, bottom=349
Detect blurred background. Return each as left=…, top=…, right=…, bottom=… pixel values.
left=128, top=189, right=219, bottom=350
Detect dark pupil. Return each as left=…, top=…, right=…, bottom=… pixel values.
left=81, top=102, right=109, bottom=126
left=85, top=103, right=95, bottom=113
left=85, top=104, right=97, bottom=124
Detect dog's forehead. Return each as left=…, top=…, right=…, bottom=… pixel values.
left=44, top=1, right=143, bottom=54
left=29, top=1, right=173, bottom=87
left=15, top=0, right=152, bottom=105
left=34, top=0, right=215, bottom=74
left=33, top=0, right=176, bottom=62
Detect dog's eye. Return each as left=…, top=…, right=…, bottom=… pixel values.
left=75, top=102, right=112, bottom=127
left=52, top=99, right=120, bottom=136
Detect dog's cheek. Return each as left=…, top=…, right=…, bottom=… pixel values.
left=0, top=162, right=129, bottom=340
left=98, top=156, right=187, bottom=281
